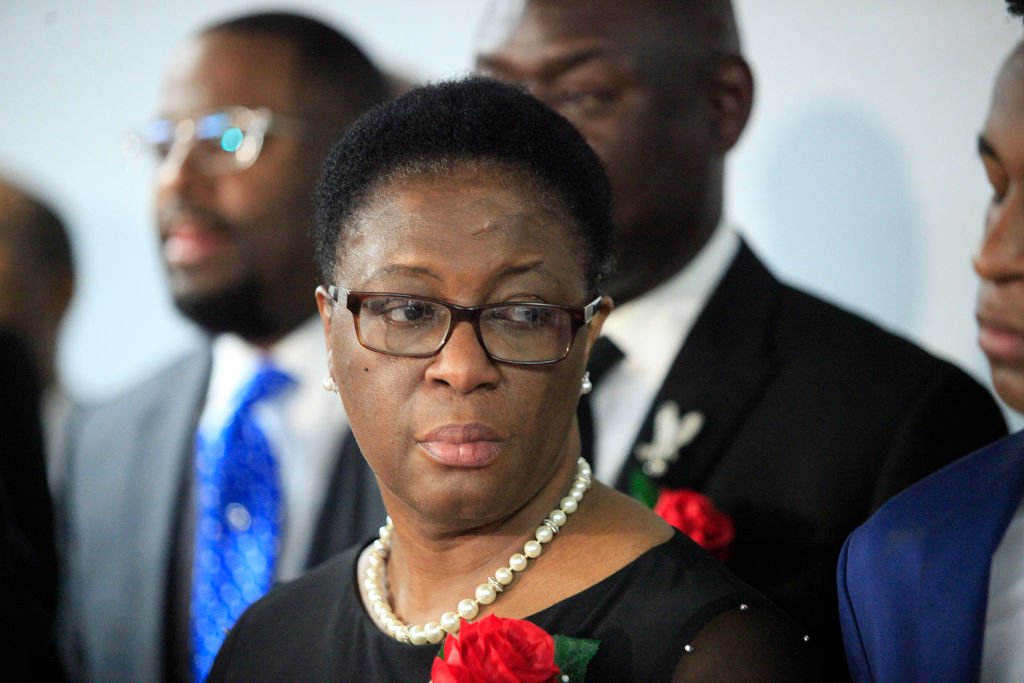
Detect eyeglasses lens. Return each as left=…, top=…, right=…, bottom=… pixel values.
left=140, top=108, right=263, bottom=174
left=480, top=305, right=571, bottom=362
left=355, top=296, right=572, bottom=363
left=358, top=297, right=449, bottom=356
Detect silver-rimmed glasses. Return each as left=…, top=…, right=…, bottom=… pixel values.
left=124, top=106, right=302, bottom=175
left=327, top=286, right=602, bottom=365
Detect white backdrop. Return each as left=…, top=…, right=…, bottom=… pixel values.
left=1, top=1, right=1020, bottom=424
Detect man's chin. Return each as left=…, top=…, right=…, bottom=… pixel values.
left=172, top=282, right=277, bottom=341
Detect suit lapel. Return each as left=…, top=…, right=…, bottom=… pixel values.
left=140, top=350, right=210, bottom=571
left=915, top=433, right=1024, bottom=679
left=77, top=348, right=210, bottom=681
left=147, top=351, right=211, bottom=678
left=617, top=241, right=780, bottom=492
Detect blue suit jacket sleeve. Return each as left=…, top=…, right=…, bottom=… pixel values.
left=837, top=535, right=873, bottom=682
left=837, top=431, right=1024, bottom=682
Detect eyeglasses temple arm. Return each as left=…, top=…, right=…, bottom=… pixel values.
left=583, top=296, right=603, bottom=323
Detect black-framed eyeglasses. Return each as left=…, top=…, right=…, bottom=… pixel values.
left=124, top=106, right=303, bottom=175
left=327, top=286, right=602, bottom=365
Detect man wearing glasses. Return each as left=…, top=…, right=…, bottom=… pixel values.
left=61, top=13, right=389, bottom=682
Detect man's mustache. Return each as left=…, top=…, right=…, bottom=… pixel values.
left=157, top=200, right=234, bottom=239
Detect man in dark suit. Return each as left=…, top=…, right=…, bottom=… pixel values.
left=61, top=13, right=388, bottom=682
left=476, top=0, right=1008, bottom=673
left=838, top=4, right=1024, bottom=679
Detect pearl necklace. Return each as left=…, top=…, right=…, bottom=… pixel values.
left=363, top=457, right=592, bottom=644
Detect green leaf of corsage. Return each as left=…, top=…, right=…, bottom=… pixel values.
left=553, top=634, right=600, bottom=682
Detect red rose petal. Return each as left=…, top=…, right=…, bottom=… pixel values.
left=431, top=615, right=560, bottom=683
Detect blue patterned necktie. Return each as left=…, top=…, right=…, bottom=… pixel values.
left=190, top=363, right=294, bottom=681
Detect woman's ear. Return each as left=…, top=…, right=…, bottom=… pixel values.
left=315, top=285, right=334, bottom=346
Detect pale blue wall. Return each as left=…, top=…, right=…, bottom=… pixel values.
left=0, top=1, right=1019, bottom=424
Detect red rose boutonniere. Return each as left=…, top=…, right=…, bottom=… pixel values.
left=653, top=488, right=735, bottom=561
left=431, top=614, right=599, bottom=683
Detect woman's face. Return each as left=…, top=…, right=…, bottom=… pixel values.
left=317, top=165, right=607, bottom=525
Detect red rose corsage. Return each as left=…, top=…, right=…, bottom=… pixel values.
left=431, top=614, right=599, bottom=683
left=653, top=488, right=735, bottom=561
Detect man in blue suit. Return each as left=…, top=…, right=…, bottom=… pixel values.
left=838, top=3, right=1024, bottom=680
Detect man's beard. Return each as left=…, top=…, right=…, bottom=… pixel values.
left=172, top=276, right=280, bottom=341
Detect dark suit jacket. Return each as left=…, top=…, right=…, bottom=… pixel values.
left=0, top=329, right=67, bottom=680
left=838, top=430, right=1024, bottom=682
left=599, top=242, right=1007, bottom=675
left=61, top=347, right=384, bottom=682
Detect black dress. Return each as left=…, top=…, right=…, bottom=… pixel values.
left=208, top=532, right=810, bottom=682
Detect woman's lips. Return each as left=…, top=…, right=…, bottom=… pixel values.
left=418, top=423, right=504, bottom=468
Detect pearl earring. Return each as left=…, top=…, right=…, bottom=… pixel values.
left=322, top=374, right=338, bottom=393
left=580, top=371, right=592, bottom=395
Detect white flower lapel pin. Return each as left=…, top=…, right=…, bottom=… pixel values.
left=634, top=401, right=705, bottom=477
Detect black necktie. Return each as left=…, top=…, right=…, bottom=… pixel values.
left=578, top=336, right=624, bottom=471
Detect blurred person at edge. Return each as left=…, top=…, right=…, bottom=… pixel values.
left=476, top=0, right=1009, bottom=676
left=0, top=331, right=67, bottom=681
left=0, top=177, right=72, bottom=680
left=0, top=175, right=76, bottom=493
left=839, top=2, right=1024, bottom=681
left=60, top=12, right=389, bottom=682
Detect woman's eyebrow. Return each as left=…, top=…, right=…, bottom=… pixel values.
left=364, top=263, right=442, bottom=283
left=362, top=260, right=552, bottom=284
left=496, top=260, right=547, bottom=279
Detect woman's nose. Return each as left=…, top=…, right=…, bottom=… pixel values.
left=423, top=321, right=501, bottom=393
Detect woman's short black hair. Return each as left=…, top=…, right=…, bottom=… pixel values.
left=314, top=76, right=614, bottom=294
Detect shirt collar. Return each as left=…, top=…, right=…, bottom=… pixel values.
left=600, top=222, right=740, bottom=365
left=201, top=316, right=327, bottom=431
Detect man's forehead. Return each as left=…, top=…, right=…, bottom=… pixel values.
left=159, top=32, right=299, bottom=115
left=481, top=5, right=651, bottom=79
left=480, top=0, right=643, bottom=54
left=995, top=48, right=1024, bottom=102
left=987, top=49, right=1024, bottom=131
left=478, top=0, right=701, bottom=79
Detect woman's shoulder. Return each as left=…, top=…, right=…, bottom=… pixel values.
left=670, top=596, right=817, bottom=681
left=538, top=485, right=752, bottom=616
left=529, top=531, right=815, bottom=681
left=540, top=530, right=761, bottom=626
left=262, top=544, right=361, bottom=613
left=206, top=545, right=366, bottom=682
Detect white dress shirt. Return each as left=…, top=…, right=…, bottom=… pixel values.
left=197, top=316, right=347, bottom=581
left=591, top=223, right=739, bottom=484
left=982, top=497, right=1024, bottom=682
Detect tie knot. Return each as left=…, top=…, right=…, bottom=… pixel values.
left=237, top=363, right=295, bottom=410
left=587, top=336, right=624, bottom=386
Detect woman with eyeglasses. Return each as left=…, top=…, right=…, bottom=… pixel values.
left=206, top=77, right=812, bottom=682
